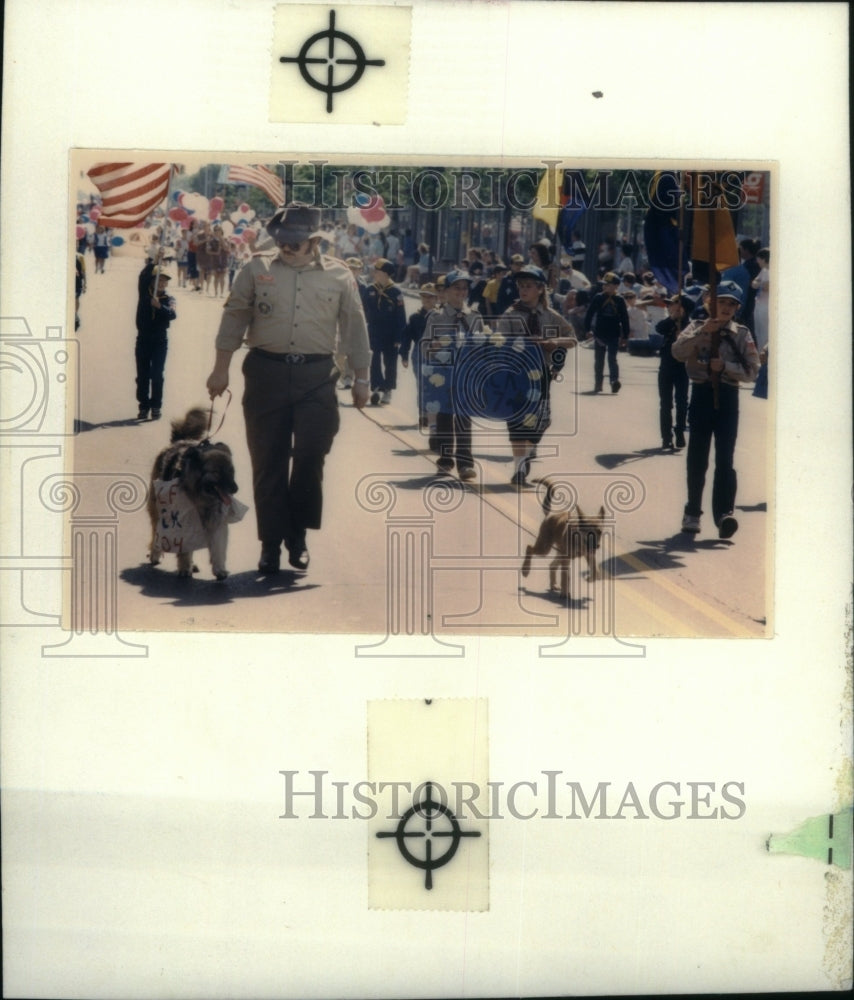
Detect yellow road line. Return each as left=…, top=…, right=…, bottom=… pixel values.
left=357, top=407, right=753, bottom=637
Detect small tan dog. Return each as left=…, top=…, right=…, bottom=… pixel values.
left=521, top=491, right=605, bottom=597
left=148, top=408, right=239, bottom=580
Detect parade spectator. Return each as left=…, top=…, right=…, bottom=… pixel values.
left=503, top=265, right=576, bottom=485
left=417, top=242, right=431, bottom=284
left=565, top=288, right=590, bottom=340
left=529, top=238, right=558, bottom=291
left=560, top=257, right=592, bottom=292
left=74, top=251, right=86, bottom=331
left=364, top=257, right=406, bottom=405
left=671, top=280, right=760, bottom=538
left=752, top=248, right=770, bottom=351
left=423, top=271, right=478, bottom=481
left=399, top=283, right=439, bottom=429
left=175, top=231, right=189, bottom=287
left=206, top=203, right=371, bottom=574
left=467, top=261, right=488, bottom=316
left=722, top=237, right=761, bottom=335
left=135, top=253, right=176, bottom=421
left=655, top=294, right=693, bottom=450
left=212, top=225, right=229, bottom=297
left=623, top=290, right=656, bottom=356
left=584, top=272, right=629, bottom=392
left=186, top=221, right=202, bottom=292
left=496, top=254, right=525, bottom=314
left=482, top=263, right=507, bottom=316
left=93, top=225, right=110, bottom=273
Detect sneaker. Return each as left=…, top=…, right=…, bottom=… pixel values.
left=459, top=467, right=477, bottom=482
left=137, top=407, right=149, bottom=420
left=593, top=383, right=603, bottom=393
left=151, top=409, right=162, bottom=420
left=370, top=390, right=381, bottom=406
left=681, top=513, right=701, bottom=534
left=337, top=376, right=353, bottom=389
left=511, top=470, right=527, bottom=487
left=380, top=390, right=392, bottom=405
left=674, top=429, right=686, bottom=448
left=662, top=438, right=673, bottom=451
left=611, top=380, right=621, bottom=393
left=718, top=514, right=739, bottom=540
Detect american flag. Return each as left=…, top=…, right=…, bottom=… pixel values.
left=224, top=165, right=284, bottom=207
left=86, top=163, right=179, bottom=228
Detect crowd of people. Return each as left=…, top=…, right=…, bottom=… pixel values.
left=77, top=200, right=770, bottom=570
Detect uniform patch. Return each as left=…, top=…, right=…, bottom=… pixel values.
left=257, top=274, right=275, bottom=283
left=258, top=301, right=273, bottom=315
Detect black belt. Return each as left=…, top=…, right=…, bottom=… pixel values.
left=252, top=348, right=333, bottom=365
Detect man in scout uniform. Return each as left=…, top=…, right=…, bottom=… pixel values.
left=583, top=271, right=630, bottom=393
left=206, top=203, right=371, bottom=573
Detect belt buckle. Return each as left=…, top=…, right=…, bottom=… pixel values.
left=284, top=352, right=305, bottom=365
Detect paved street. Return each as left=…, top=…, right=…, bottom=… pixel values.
left=73, top=255, right=770, bottom=640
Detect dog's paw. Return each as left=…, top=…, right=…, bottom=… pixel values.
left=149, top=553, right=161, bottom=566
left=214, top=569, right=229, bottom=581
left=177, top=568, right=192, bottom=578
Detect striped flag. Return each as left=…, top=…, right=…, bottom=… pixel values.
left=224, top=165, right=284, bottom=207
left=86, top=162, right=178, bottom=228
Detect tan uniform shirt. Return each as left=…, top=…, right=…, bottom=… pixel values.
left=215, top=251, right=372, bottom=370
left=671, top=319, right=760, bottom=386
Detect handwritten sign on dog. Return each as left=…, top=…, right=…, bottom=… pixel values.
left=152, top=479, right=247, bottom=554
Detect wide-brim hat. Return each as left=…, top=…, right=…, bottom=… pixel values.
left=418, top=283, right=438, bottom=296
left=266, top=203, right=325, bottom=244
left=602, top=271, right=620, bottom=285
left=445, top=270, right=472, bottom=287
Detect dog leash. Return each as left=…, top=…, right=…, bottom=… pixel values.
left=205, top=388, right=232, bottom=442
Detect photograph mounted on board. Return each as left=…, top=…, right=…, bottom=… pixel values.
left=68, top=153, right=772, bottom=640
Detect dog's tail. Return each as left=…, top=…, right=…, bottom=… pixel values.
left=170, top=407, right=208, bottom=443
left=530, top=476, right=559, bottom=514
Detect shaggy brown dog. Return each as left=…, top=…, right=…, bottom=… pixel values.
left=521, top=498, right=605, bottom=598
left=147, top=408, right=238, bottom=580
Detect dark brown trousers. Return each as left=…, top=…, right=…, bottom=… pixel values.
left=241, top=350, right=340, bottom=544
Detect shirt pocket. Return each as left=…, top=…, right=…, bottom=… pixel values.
left=314, top=288, right=340, bottom=322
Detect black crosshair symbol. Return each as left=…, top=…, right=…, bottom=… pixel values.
left=279, top=10, right=385, bottom=113
left=376, top=782, right=481, bottom=890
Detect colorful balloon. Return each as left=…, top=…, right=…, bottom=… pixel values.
left=110, top=236, right=125, bottom=247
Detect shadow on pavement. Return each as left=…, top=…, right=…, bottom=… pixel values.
left=596, top=447, right=680, bottom=469
left=736, top=502, right=767, bottom=513
left=520, top=586, right=594, bottom=610
left=120, top=564, right=320, bottom=605
left=74, top=417, right=147, bottom=433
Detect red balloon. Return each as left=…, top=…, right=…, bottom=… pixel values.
left=362, top=206, right=386, bottom=223
left=89, top=206, right=102, bottom=220
left=244, top=229, right=257, bottom=242
left=75, top=225, right=85, bottom=239
left=209, top=196, right=224, bottom=220
left=168, top=207, right=189, bottom=223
